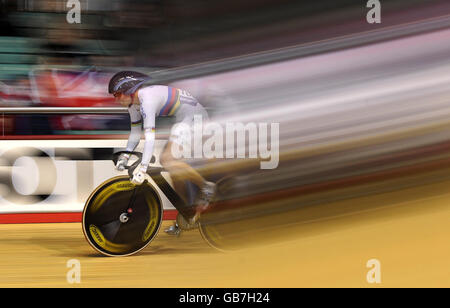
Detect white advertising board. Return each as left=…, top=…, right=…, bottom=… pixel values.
left=0, top=139, right=175, bottom=214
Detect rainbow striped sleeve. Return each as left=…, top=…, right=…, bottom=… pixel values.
left=159, top=87, right=181, bottom=116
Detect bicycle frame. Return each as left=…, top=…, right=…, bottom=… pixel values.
left=113, top=151, right=197, bottom=219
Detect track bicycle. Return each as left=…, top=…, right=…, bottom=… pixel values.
left=82, top=151, right=231, bottom=256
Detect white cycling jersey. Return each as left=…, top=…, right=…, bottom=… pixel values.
left=125, top=85, right=208, bottom=168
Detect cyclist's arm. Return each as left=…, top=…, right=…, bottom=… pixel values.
left=138, top=91, right=158, bottom=169
left=142, top=126, right=155, bottom=168
left=126, top=107, right=142, bottom=153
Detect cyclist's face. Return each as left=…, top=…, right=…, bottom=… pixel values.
left=114, top=93, right=132, bottom=107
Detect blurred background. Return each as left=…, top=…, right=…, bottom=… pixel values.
left=0, top=0, right=449, bottom=287
left=0, top=0, right=448, bottom=135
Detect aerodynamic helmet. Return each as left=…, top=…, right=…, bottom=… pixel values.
left=108, top=71, right=150, bottom=95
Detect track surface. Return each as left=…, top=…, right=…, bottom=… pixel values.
left=0, top=185, right=449, bottom=288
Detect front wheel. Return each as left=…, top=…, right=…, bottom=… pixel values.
left=82, top=176, right=163, bottom=257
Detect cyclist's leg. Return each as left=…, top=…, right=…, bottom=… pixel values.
left=164, top=104, right=209, bottom=190
left=162, top=140, right=216, bottom=224
left=160, top=141, right=206, bottom=196
left=162, top=140, right=206, bottom=234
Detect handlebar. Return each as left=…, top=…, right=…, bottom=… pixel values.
left=113, top=151, right=143, bottom=178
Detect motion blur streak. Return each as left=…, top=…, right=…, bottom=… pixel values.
left=194, top=21, right=450, bottom=251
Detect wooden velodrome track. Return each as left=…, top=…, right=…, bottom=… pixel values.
left=0, top=180, right=449, bottom=287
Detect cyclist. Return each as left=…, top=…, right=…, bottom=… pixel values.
left=108, top=71, right=216, bottom=235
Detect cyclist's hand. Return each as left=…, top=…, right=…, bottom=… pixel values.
left=116, top=154, right=130, bottom=171
left=131, top=165, right=148, bottom=185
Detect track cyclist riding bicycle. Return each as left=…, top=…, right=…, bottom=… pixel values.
left=108, top=71, right=216, bottom=235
